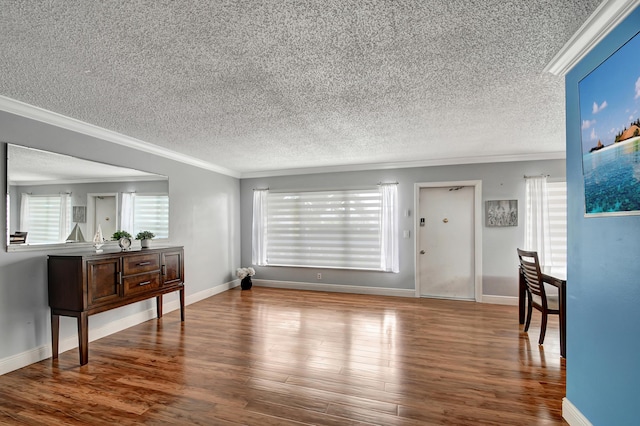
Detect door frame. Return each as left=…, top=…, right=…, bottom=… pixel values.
left=413, top=180, right=483, bottom=301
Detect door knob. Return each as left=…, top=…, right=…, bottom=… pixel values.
left=420, top=250, right=426, bottom=254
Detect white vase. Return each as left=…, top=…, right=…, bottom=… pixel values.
left=141, top=239, right=150, bottom=248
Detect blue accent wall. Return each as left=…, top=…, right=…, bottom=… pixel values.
left=565, top=7, right=640, bottom=425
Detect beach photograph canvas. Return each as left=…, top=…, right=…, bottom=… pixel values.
left=579, top=30, right=640, bottom=216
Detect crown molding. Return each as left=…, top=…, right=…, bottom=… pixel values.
left=0, top=95, right=566, bottom=181
left=0, top=95, right=241, bottom=178
left=239, top=151, right=566, bottom=178
left=10, top=175, right=166, bottom=187
left=544, top=0, right=640, bottom=76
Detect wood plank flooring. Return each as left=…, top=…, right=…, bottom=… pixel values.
left=0, top=287, right=566, bottom=425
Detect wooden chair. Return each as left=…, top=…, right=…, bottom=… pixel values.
left=517, top=249, right=560, bottom=345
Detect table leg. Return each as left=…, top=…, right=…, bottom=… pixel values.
left=559, top=283, right=566, bottom=358
left=77, top=312, right=88, bottom=366
left=156, top=295, right=163, bottom=318
left=51, top=313, right=60, bottom=360
left=179, top=287, right=185, bottom=322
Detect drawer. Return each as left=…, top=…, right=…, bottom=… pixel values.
left=123, top=272, right=161, bottom=296
left=123, top=254, right=161, bottom=275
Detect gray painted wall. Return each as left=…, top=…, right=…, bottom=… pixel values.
left=0, top=110, right=241, bottom=362
left=240, top=159, right=565, bottom=297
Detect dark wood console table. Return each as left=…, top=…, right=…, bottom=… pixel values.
left=48, top=246, right=184, bottom=365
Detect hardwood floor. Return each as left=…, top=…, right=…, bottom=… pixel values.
left=0, top=288, right=566, bottom=425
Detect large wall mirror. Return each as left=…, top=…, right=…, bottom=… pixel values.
left=6, top=143, right=169, bottom=252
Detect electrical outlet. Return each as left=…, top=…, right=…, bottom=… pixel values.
left=317, top=273, right=322, bottom=280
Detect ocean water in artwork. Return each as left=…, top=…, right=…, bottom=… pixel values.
left=583, top=137, right=640, bottom=214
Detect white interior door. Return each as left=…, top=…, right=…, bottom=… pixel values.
left=94, top=196, right=117, bottom=238
left=418, top=186, right=475, bottom=299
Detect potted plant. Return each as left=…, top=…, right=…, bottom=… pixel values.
left=136, top=231, right=155, bottom=248
left=236, top=267, right=256, bottom=290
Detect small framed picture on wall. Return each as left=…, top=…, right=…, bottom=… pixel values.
left=73, top=206, right=86, bottom=223
left=485, top=200, right=517, bottom=227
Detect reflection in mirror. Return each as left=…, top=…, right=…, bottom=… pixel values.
left=6, top=144, right=169, bottom=251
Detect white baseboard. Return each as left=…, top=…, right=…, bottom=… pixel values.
left=253, top=279, right=415, bottom=298
left=563, top=398, right=593, bottom=426
left=481, top=295, right=518, bottom=305
left=0, top=280, right=238, bottom=376
left=0, top=345, right=52, bottom=377
left=184, top=280, right=240, bottom=306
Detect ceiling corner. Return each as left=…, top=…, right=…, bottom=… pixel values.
left=0, top=95, right=241, bottom=179
left=544, top=0, right=640, bottom=76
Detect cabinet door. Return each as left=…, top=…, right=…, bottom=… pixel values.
left=162, top=250, right=184, bottom=286
left=87, top=258, right=121, bottom=307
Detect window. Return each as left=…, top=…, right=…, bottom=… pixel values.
left=253, top=186, right=398, bottom=272
left=546, top=181, right=567, bottom=267
left=20, top=193, right=71, bottom=244
left=133, top=194, right=169, bottom=238
left=524, top=178, right=567, bottom=267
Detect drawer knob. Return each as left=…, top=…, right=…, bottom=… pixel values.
left=138, top=281, right=152, bottom=286
left=137, top=262, right=151, bottom=266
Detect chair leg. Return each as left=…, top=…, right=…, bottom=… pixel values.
left=524, top=293, right=533, bottom=332
left=539, top=311, right=548, bottom=345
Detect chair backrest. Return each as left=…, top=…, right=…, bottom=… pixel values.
left=517, top=248, right=547, bottom=302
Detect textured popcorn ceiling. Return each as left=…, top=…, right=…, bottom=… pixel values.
left=0, top=1, right=602, bottom=176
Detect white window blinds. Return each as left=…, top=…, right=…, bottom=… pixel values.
left=133, top=194, right=169, bottom=238
left=524, top=177, right=567, bottom=268
left=547, top=181, right=567, bottom=268
left=20, top=194, right=71, bottom=244
left=524, top=176, right=552, bottom=266
left=255, top=186, right=398, bottom=271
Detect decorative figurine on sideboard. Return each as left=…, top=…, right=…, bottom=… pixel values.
left=92, top=225, right=105, bottom=252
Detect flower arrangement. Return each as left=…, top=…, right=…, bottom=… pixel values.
left=236, top=267, right=256, bottom=279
